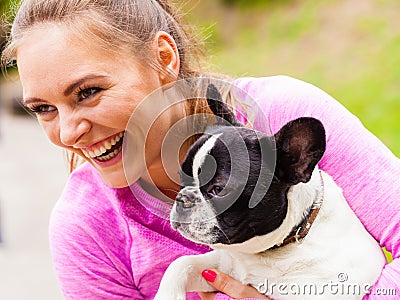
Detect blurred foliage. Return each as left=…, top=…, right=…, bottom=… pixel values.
left=184, top=0, right=400, bottom=160
left=0, top=0, right=398, bottom=155
left=0, top=0, right=12, bottom=51
left=0, top=0, right=13, bottom=20
left=0, top=0, right=10, bottom=12
left=1, top=0, right=16, bottom=76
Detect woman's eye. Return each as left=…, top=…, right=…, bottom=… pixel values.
left=78, top=87, right=102, bottom=100
left=27, top=104, right=56, bottom=115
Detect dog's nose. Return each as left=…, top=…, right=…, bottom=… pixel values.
left=175, top=187, right=201, bottom=210
left=176, top=193, right=196, bottom=209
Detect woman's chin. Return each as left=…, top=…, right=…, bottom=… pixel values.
left=94, top=162, right=130, bottom=188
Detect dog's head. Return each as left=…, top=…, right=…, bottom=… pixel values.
left=170, top=84, right=326, bottom=251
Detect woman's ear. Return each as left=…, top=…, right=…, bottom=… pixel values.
left=154, top=31, right=180, bottom=84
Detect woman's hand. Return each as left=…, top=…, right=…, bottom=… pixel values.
left=198, top=269, right=271, bottom=299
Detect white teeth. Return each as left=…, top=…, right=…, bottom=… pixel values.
left=96, top=146, right=122, bottom=161
left=99, top=154, right=110, bottom=161
left=81, top=133, right=124, bottom=160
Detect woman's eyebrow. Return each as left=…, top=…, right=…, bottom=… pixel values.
left=63, top=74, right=110, bottom=96
left=22, top=75, right=110, bottom=105
left=22, top=97, right=44, bottom=106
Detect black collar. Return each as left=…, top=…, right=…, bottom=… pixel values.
left=269, top=170, right=325, bottom=251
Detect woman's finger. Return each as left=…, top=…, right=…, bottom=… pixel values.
left=200, top=269, right=270, bottom=299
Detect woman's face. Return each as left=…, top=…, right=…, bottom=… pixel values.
left=17, top=24, right=178, bottom=187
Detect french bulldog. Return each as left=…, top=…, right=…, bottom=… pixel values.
left=154, top=84, right=385, bottom=300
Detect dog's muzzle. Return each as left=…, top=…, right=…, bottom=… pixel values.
left=175, top=187, right=202, bottom=209
left=171, top=186, right=202, bottom=228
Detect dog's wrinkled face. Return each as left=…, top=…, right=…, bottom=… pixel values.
left=170, top=84, right=326, bottom=247
left=171, top=126, right=283, bottom=245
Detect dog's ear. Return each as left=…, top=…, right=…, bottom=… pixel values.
left=206, top=84, right=242, bottom=126
left=274, top=117, right=326, bottom=185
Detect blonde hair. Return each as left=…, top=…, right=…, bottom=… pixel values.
left=2, top=0, right=235, bottom=172
left=2, top=0, right=202, bottom=75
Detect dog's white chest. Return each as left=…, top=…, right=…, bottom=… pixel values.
left=216, top=174, right=386, bottom=299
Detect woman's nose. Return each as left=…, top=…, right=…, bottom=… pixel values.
left=59, top=111, right=91, bottom=147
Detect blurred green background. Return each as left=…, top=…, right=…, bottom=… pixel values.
left=0, top=0, right=397, bottom=298
left=183, top=0, right=400, bottom=156
left=1, top=0, right=399, bottom=155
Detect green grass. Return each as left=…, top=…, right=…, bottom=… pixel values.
left=186, top=0, right=400, bottom=156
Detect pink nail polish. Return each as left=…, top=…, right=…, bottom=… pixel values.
left=202, top=269, right=217, bottom=282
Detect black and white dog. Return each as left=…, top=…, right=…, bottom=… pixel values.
left=155, top=84, right=385, bottom=299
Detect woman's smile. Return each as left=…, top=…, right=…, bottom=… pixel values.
left=16, top=24, right=178, bottom=187
left=80, top=131, right=124, bottom=163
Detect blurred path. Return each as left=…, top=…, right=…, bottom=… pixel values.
left=0, top=111, right=66, bottom=300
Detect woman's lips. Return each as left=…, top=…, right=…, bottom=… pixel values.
left=81, top=132, right=124, bottom=161
left=92, top=149, right=123, bottom=168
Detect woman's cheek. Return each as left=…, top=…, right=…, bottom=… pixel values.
left=41, top=122, right=64, bottom=149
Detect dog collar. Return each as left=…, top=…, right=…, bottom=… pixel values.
left=270, top=170, right=325, bottom=250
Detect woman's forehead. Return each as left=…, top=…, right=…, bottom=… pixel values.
left=17, top=23, right=128, bottom=62
left=16, top=25, right=130, bottom=89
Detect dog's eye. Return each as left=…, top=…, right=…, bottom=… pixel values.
left=213, top=186, right=223, bottom=194
left=212, top=185, right=223, bottom=195
left=206, top=185, right=225, bottom=199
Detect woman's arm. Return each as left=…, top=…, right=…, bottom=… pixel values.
left=201, top=75, right=399, bottom=299
left=235, top=76, right=399, bottom=299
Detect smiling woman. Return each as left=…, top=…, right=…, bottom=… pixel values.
left=14, top=23, right=171, bottom=187
left=2, top=0, right=208, bottom=177
left=1, top=0, right=399, bottom=299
